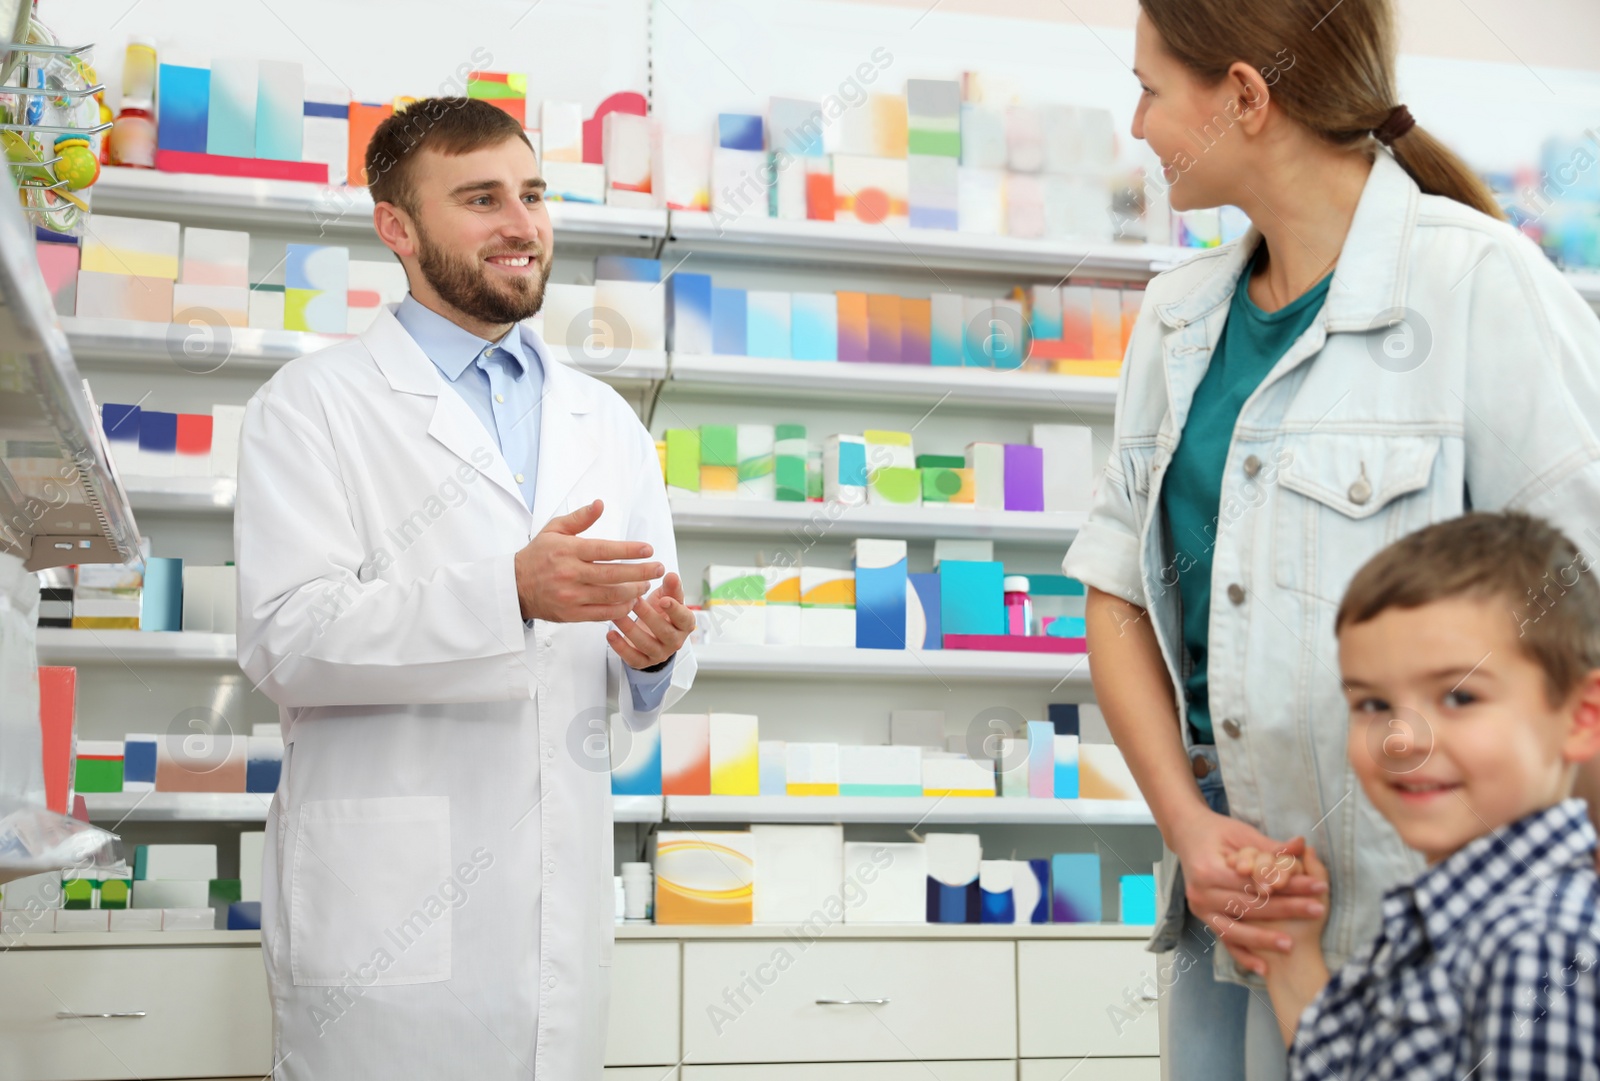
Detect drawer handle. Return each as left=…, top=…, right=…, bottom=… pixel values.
left=814, top=998, right=889, bottom=1006
left=56, top=1011, right=147, bottom=1020
left=1139, top=993, right=1159, bottom=1003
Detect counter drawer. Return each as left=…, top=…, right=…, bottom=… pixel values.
left=1021, top=1057, right=1161, bottom=1081
left=685, top=1061, right=1016, bottom=1081
left=0, top=946, right=271, bottom=1081
left=606, top=941, right=681, bottom=1066
left=1018, top=939, right=1161, bottom=1058
left=682, top=940, right=1015, bottom=1064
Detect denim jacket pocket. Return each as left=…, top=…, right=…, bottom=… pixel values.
left=1272, top=433, right=1442, bottom=606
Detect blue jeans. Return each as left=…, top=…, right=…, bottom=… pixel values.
left=1162, top=745, right=1289, bottom=1081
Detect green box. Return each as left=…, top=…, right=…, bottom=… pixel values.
left=99, top=879, right=129, bottom=909
left=62, top=877, right=95, bottom=910
left=72, top=757, right=123, bottom=793
left=869, top=467, right=922, bottom=505
left=699, top=425, right=737, bottom=468
left=776, top=457, right=807, bottom=502
left=664, top=429, right=700, bottom=491
left=916, top=454, right=965, bottom=470
left=922, top=467, right=967, bottom=502
left=208, top=878, right=243, bottom=907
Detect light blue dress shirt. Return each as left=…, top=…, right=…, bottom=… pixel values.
left=394, top=295, right=674, bottom=712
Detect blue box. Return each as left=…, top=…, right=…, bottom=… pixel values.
left=712, top=287, right=747, bottom=356
left=1120, top=874, right=1157, bottom=924
left=610, top=716, right=663, bottom=796
left=157, top=64, right=210, bottom=152
left=139, top=411, right=177, bottom=456
left=854, top=539, right=908, bottom=651
left=595, top=255, right=662, bottom=283
left=123, top=735, right=157, bottom=786
left=140, top=557, right=183, bottom=632
left=101, top=403, right=141, bottom=448
left=791, top=293, right=838, bottom=361
left=718, top=113, right=764, bottom=151
left=1049, top=703, right=1079, bottom=736
left=909, top=573, right=942, bottom=649
left=666, top=272, right=714, bottom=355
left=1051, top=853, right=1101, bottom=923
left=938, top=560, right=1005, bottom=636
left=227, top=901, right=262, bottom=930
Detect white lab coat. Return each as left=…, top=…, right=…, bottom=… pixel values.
left=235, top=304, right=695, bottom=1080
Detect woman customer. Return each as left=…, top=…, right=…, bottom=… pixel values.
left=1063, top=2, right=1600, bottom=1078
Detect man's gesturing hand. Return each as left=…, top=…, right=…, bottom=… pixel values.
left=516, top=499, right=664, bottom=623
left=608, top=571, right=694, bottom=670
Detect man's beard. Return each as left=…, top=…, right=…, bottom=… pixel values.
left=415, top=222, right=552, bottom=326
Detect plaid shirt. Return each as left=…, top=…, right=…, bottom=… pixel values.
left=1291, top=799, right=1600, bottom=1080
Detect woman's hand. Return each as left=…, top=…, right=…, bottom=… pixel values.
left=1169, top=808, right=1328, bottom=975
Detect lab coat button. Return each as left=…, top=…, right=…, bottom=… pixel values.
left=545, top=860, right=555, bottom=874
left=546, top=976, right=557, bottom=989
left=1226, top=583, right=1245, bottom=605
left=545, top=745, right=556, bottom=759
left=1243, top=455, right=1261, bottom=478
left=542, top=636, right=553, bottom=648
left=1222, top=718, right=1243, bottom=739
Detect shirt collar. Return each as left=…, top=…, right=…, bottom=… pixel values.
left=1384, top=798, right=1598, bottom=953
left=394, top=293, right=534, bottom=382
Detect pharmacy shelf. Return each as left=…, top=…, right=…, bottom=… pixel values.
left=123, top=476, right=237, bottom=514
left=81, top=791, right=273, bottom=824
left=667, top=496, right=1082, bottom=545
left=64, top=315, right=343, bottom=373
left=5, top=931, right=263, bottom=948
left=36, top=631, right=1090, bottom=684
left=74, top=792, right=659, bottom=825
left=614, top=795, right=664, bottom=822
left=616, top=922, right=1151, bottom=939
left=89, top=167, right=667, bottom=249
left=62, top=316, right=667, bottom=384
left=36, top=628, right=236, bottom=666
left=665, top=352, right=1119, bottom=414
left=665, top=795, right=1150, bottom=826
left=6, top=925, right=1150, bottom=947
left=693, top=643, right=1089, bottom=684
left=665, top=210, right=1190, bottom=280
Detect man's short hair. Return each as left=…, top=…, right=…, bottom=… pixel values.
left=1337, top=511, right=1600, bottom=705
left=364, top=97, right=534, bottom=216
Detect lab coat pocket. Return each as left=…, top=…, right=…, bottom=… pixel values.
left=289, top=795, right=452, bottom=986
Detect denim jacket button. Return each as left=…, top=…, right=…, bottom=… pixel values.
left=1226, top=583, right=1245, bottom=605
left=1222, top=718, right=1243, bottom=739
left=1349, top=478, right=1372, bottom=504
left=1243, top=455, right=1261, bottom=478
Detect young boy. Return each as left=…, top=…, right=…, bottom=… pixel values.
left=1236, top=511, right=1600, bottom=1079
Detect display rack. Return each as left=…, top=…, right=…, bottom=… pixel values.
left=79, top=790, right=1147, bottom=826
left=36, top=628, right=1091, bottom=684
left=0, top=171, right=139, bottom=569
left=666, top=496, right=1084, bottom=545
left=665, top=353, right=1118, bottom=415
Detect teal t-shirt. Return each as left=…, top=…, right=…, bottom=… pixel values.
left=1161, top=248, right=1332, bottom=743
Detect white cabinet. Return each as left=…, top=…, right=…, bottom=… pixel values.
left=684, top=1062, right=1016, bottom=1081
left=681, top=940, right=1015, bottom=1064
left=1020, top=1058, right=1161, bottom=1081
left=1018, top=940, right=1161, bottom=1058
left=0, top=946, right=271, bottom=1081
left=606, top=942, right=681, bottom=1066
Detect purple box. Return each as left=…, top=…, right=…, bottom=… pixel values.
left=1003, top=444, right=1044, bottom=512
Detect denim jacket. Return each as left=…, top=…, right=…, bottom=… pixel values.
left=1063, top=149, right=1600, bottom=986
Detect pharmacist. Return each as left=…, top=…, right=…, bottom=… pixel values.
left=235, top=97, right=696, bottom=1080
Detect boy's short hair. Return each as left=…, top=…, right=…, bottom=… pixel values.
left=364, top=97, right=535, bottom=217
left=1336, top=511, right=1600, bottom=705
